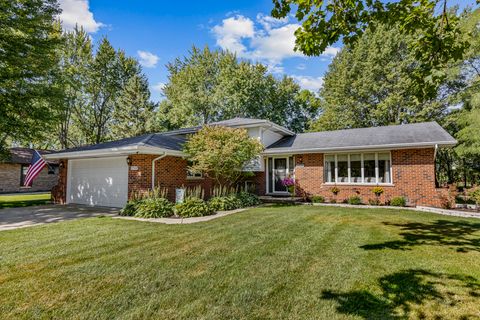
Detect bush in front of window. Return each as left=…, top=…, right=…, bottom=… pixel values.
left=134, top=198, right=174, bottom=218
left=330, top=186, right=340, bottom=195
left=347, top=195, right=363, bottom=205
left=311, top=195, right=325, bottom=203
left=175, top=197, right=214, bottom=218
left=390, top=196, right=407, bottom=207
left=371, top=186, right=384, bottom=197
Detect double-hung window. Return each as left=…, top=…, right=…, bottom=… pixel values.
left=324, top=152, right=392, bottom=184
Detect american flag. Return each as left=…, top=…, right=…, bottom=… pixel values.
left=24, top=150, right=47, bottom=187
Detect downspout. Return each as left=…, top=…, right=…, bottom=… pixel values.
left=152, top=153, right=167, bottom=189
left=434, top=144, right=439, bottom=188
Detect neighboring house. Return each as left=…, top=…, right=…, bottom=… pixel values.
left=44, top=118, right=456, bottom=208
left=0, top=148, right=59, bottom=193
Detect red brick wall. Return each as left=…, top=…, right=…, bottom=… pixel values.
left=293, top=148, right=448, bottom=207
left=52, top=160, right=67, bottom=204
left=128, top=155, right=213, bottom=202
left=0, top=163, right=58, bottom=193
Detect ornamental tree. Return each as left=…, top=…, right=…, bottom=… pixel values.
left=183, top=126, right=264, bottom=186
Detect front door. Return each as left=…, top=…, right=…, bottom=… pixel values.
left=273, top=158, right=287, bottom=192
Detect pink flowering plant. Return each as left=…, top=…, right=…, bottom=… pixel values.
left=281, top=177, right=295, bottom=196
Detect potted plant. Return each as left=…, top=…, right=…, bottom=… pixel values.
left=282, top=177, right=295, bottom=197
left=330, top=186, right=340, bottom=202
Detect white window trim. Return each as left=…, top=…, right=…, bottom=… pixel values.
left=324, top=151, right=393, bottom=185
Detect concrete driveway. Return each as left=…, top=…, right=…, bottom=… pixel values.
left=0, top=204, right=119, bottom=231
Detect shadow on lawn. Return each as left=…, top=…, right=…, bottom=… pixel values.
left=0, top=199, right=51, bottom=209
left=360, top=220, right=480, bottom=253
left=322, top=269, right=480, bottom=319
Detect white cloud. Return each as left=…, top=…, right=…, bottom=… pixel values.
left=58, top=0, right=103, bottom=33
left=256, top=13, right=289, bottom=31
left=212, top=15, right=255, bottom=57
left=296, top=63, right=306, bottom=70
left=212, top=13, right=340, bottom=69
left=250, top=23, right=302, bottom=64
left=152, top=82, right=165, bottom=92
left=137, top=51, right=159, bottom=68
left=292, top=75, right=324, bottom=92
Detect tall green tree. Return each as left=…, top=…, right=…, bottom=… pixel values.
left=162, top=45, right=320, bottom=132
left=111, top=74, right=156, bottom=139
left=56, top=26, right=93, bottom=148
left=310, top=24, right=446, bottom=132
left=0, top=0, right=63, bottom=155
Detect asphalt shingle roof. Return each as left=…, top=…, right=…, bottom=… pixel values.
left=58, top=133, right=186, bottom=153
left=2, top=148, right=57, bottom=164
left=51, top=120, right=455, bottom=155
left=265, top=122, right=456, bottom=153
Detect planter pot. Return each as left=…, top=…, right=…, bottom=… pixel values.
left=455, top=204, right=467, bottom=209
left=467, top=204, right=477, bottom=210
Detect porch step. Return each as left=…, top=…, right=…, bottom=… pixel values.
left=259, top=196, right=303, bottom=204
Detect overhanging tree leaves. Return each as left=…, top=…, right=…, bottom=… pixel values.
left=0, top=0, right=63, bottom=155
left=271, top=0, right=474, bottom=98
left=183, top=126, right=264, bottom=186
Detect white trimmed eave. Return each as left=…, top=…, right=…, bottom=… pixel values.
left=43, top=145, right=185, bottom=160
left=262, top=140, right=457, bottom=156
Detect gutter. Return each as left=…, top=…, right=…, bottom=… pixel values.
left=152, top=153, right=167, bottom=189
left=43, top=145, right=184, bottom=160
left=263, top=140, right=457, bottom=155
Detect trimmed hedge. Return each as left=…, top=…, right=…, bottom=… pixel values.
left=347, top=195, right=362, bottom=205
left=390, top=196, right=407, bottom=207
left=311, top=195, right=325, bottom=203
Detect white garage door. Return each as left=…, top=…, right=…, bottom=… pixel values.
left=67, top=157, right=128, bottom=207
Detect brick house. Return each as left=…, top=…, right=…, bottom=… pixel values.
left=0, top=148, right=59, bottom=193
left=44, top=118, right=456, bottom=208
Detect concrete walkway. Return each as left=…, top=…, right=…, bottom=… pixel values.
left=115, top=207, right=249, bottom=224
left=0, top=204, right=119, bottom=231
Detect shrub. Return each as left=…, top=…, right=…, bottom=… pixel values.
left=209, top=195, right=241, bottom=211
left=135, top=197, right=174, bottom=218
left=390, top=196, right=407, bottom=207
left=368, top=198, right=381, bottom=206
left=371, top=186, right=384, bottom=197
left=468, top=187, right=480, bottom=205
left=330, top=186, right=340, bottom=195
left=175, top=197, right=214, bottom=217
left=236, top=192, right=261, bottom=207
left=311, top=195, right=325, bottom=203
left=120, top=200, right=140, bottom=216
left=330, top=199, right=337, bottom=203
left=347, top=195, right=362, bottom=205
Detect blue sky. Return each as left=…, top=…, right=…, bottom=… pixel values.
left=58, top=0, right=337, bottom=101
left=58, top=0, right=472, bottom=101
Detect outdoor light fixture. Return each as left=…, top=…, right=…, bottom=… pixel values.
left=59, top=161, right=64, bottom=169
left=126, top=157, right=132, bottom=166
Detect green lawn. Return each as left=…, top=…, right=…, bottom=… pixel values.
left=1, top=206, right=479, bottom=319
left=0, top=193, right=51, bottom=209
